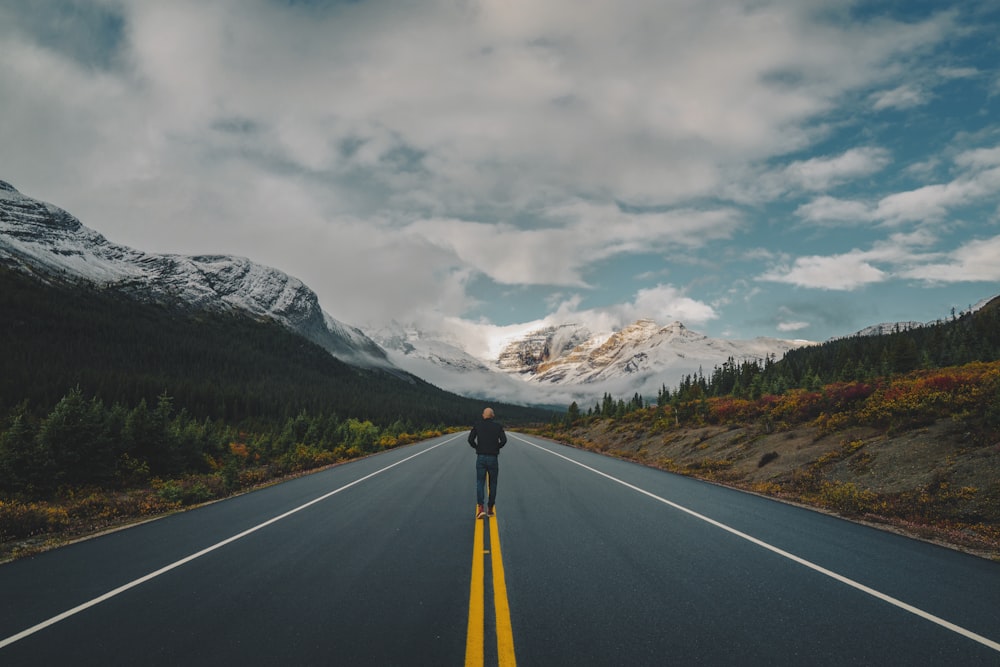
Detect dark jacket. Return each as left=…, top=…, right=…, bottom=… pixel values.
left=468, top=418, right=507, bottom=455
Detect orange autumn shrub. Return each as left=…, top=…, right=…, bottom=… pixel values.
left=706, top=397, right=759, bottom=424
left=856, top=362, right=1000, bottom=429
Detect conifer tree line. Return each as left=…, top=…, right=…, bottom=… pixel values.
left=654, top=299, right=1000, bottom=405
left=0, top=387, right=425, bottom=497
left=566, top=392, right=646, bottom=422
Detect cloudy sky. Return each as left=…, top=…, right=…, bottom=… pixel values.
left=3, top=0, right=999, bottom=349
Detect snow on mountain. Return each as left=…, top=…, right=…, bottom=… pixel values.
left=499, top=319, right=812, bottom=401
left=0, top=180, right=390, bottom=369
left=371, top=317, right=814, bottom=406
left=368, top=322, right=567, bottom=405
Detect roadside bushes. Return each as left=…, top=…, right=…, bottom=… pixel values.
left=580, top=360, right=1000, bottom=439
left=0, top=387, right=440, bottom=501
left=0, top=499, right=69, bottom=541
left=815, top=481, right=877, bottom=516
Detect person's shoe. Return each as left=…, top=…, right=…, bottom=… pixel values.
left=487, top=505, right=495, bottom=516
left=476, top=504, right=486, bottom=519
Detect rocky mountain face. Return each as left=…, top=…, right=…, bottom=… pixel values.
left=0, top=180, right=389, bottom=369
left=495, top=324, right=593, bottom=374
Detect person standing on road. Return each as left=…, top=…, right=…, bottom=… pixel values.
left=468, top=407, right=507, bottom=519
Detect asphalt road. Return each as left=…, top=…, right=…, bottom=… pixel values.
left=1, top=432, right=999, bottom=666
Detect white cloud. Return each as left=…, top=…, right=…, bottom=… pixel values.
left=796, top=195, right=874, bottom=225
left=730, top=145, right=892, bottom=203
left=404, top=202, right=742, bottom=288
left=622, top=284, right=718, bottom=325
left=899, top=235, right=1000, bottom=283
left=759, top=252, right=887, bottom=290
left=783, top=147, right=891, bottom=191
left=777, top=320, right=810, bottom=332
left=954, top=146, right=1000, bottom=170
left=936, top=66, right=978, bottom=79
left=795, top=146, right=1000, bottom=227
left=875, top=166, right=1000, bottom=224
left=871, top=84, right=927, bottom=110
left=755, top=225, right=998, bottom=292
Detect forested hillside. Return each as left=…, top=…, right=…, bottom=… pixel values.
left=654, top=296, right=1000, bottom=406
left=0, top=267, right=551, bottom=556
left=0, top=266, right=548, bottom=425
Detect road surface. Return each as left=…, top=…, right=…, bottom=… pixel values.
left=2, top=432, right=998, bottom=665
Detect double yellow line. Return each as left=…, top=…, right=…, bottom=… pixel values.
left=465, top=509, right=516, bottom=666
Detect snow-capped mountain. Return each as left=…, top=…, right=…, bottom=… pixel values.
left=371, top=317, right=814, bottom=406
left=525, top=320, right=804, bottom=384
left=502, top=319, right=811, bottom=396
left=0, top=180, right=389, bottom=369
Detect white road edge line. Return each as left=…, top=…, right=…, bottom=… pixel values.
left=514, top=434, right=1000, bottom=654
left=0, top=435, right=460, bottom=650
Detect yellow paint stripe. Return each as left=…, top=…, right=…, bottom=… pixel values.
left=489, top=511, right=517, bottom=666
left=464, top=513, right=485, bottom=667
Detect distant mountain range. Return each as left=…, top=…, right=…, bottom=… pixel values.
left=3, top=180, right=989, bottom=408
left=371, top=318, right=812, bottom=406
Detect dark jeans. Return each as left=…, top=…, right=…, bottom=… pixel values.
left=476, top=454, right=499, bottom=507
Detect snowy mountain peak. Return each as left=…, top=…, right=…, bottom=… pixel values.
left=1, top=181, right=86, bottom=236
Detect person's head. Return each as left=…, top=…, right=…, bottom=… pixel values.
left=482, top=407, right=495, bottom=419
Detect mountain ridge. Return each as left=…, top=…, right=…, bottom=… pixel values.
left=0, top=181, right=389, bottom=370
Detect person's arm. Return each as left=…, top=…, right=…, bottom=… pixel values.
left=468, top=426, right=478, bottom=448
left=498, top=426, right=507, bottom=448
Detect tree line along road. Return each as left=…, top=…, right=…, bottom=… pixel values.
left=1, top=431, right=998, bottom=665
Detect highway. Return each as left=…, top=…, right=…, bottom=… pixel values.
left=1, top=432, right=999, bottom=665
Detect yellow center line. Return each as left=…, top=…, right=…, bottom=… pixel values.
left=489, top=511, right=517, bottom=667
left=465, top=515, right=485, bottom=666
left=465, top=502, right=517, bottom=666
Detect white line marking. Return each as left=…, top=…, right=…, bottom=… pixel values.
left=513, top=434, right=1000, bottom=654
left=0, top=436, right=460, bottom=650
